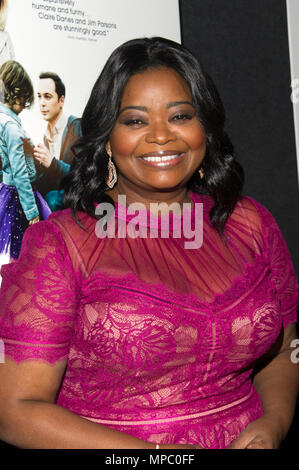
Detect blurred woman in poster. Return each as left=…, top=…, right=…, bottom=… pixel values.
left=0, top=0, right=15, bottom=67
left=0, top=60, right=51, bottom=263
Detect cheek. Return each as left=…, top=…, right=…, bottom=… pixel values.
left=109, top=130, right=140, bottom=159
left=176, top=123, right=206, bottom=155
left=187, top=126, right=206, bottom=153
left=49, top=101, right=58, bottom=112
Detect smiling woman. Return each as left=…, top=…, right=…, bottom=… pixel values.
left=0, top=37, right=298, bottom=450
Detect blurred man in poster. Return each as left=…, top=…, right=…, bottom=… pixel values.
left=33, top=72, right=81, bottom=211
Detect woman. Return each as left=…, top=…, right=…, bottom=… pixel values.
left=0, top=0, right=15, bottom=68
left=0, top=37, right=298, bottom=449
left=0, top=60, right=51, bottom=261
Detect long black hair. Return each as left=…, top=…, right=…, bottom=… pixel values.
left=62, top=37, right=244, bottom=232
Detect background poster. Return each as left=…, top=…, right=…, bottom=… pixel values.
left=287, top=0, right=299, bottom=183
left=5, top=0, right=181, bottom=143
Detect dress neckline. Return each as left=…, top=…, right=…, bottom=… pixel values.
left=113, top=191, right=203, bottom=229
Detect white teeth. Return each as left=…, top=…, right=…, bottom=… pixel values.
left=142, top=154, right=180, bottom=162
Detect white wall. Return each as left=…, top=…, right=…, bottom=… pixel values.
left=6, top=0, right=181, bottom=144
left=286, top=0, right=299, bottom=183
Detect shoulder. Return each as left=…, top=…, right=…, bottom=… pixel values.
left=0, top=107, right=21, bottom=129
left=232, top=196, right=277, bottom=232
left=191, top=191, right=275, bottom=229
left=1, top=119, right=22, bottom=140
left=22, top=209, right=98, bottom=274
left=191, top=191, right=270, bottom=227
left=66, top=116, right=82, bottom=134
left=66, top=115, right=81, bottom=127
left=0, top=110, right=13, bottom=126
left=47, top=209, right=105, bottom=276
left=47, top=208, right=97, bottom=236
left=66, top=115, right=77, bottom=124
left=23, top=209, right=95, bottom=244
left=229, top=196, right=288, bottom=258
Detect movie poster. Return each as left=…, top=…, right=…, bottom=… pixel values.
left=4, top=0, right=181, bottom=143
left=0, top=0, right=180, bottom=271
left=287, top=0, right=299, bottom=182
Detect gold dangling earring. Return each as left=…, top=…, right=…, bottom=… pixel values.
left=106, top=154, right=117, bottom=189
left=199, top=168, right=205, bottom=179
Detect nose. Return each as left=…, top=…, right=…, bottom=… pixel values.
left=39, top=96, right=46, bottom=107
left=145, top=120, right=176, bottom=145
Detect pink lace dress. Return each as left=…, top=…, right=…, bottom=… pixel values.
left=0, top=193, right=297, bottom=448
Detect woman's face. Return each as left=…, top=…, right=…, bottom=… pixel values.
left=107, top=67, right=206, bottom=201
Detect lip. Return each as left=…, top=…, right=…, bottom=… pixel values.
left=138, top=151, right=185, bottom=168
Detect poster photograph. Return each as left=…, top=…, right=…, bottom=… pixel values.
left=0, top=0, right=180, bottom=269
left=4, top=0, right=181, bottom=142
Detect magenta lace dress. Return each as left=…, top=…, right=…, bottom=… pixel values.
left=0, top=193, right=297, bottom=448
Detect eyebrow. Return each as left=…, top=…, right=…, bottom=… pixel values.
left=166, top=101, right=194, bottom=109
left=118, top=101, right=194, bottom=115
left=119, top=105, right=147, bottom=114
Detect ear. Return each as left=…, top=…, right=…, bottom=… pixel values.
left=105, top=141, right=112, bottom=156
left=59, top=95, right=65, bottom=107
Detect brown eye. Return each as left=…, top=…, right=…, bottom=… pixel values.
left=120, top=117, right=147, bottom=127
left=125, top=119, right=144, bottom=125
left=172, top=113, right=193, bottom=122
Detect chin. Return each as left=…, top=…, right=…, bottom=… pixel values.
left=147, top=178, right=190, bottom=190
left=145, top=183, right=188, bottom=194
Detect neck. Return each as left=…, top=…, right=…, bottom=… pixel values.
left=4, top=103, right=18, bottom=115
left=107, top=179, right=192, bottom=213
left=48, top=110, right=63, bottom=134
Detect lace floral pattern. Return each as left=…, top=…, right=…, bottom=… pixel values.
left=0, top=193, right=297, bottom=448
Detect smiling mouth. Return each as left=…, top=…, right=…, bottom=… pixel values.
left=139, top=152, right=185, bottom=167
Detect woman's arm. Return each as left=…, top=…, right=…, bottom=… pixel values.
left=252, top=323, right=299, bottom=441
left=0, top=358, right=148, bottom=449
left=0, top=358, right=198, bottom=449
left=230, top=323, right=299, bottom=448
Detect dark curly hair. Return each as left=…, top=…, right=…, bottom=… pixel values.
left=0, top=60, right=34, bottom=109
left=62, top=37, right=244, bottom=233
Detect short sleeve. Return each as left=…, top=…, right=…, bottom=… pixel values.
left=258, top=203, right=298, bottom=328
left=0, top=219, right=79, bottom=364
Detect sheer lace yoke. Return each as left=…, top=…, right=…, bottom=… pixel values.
left=54, top=193, right=269, bottom=313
